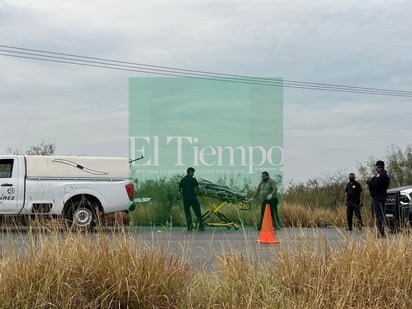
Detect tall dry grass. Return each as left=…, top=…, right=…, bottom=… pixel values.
left=282, top=201, right=375, bottom=228
left=1, top=229, right=412, bottom=308
left=276, top=231, right=412, bottom=308
left=0, top=231, right=189, bottom=308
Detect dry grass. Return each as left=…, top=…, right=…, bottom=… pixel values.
left=276, top=231, right=412, bottom=308
left=1, top=228, right=412, bottom=308
left=282, top=202, right=346, bottom=227
left=0, top=199, right=372, bottom=231
left=282, top=202, right=375, bottom=228
left=0, top=231, right=189, bottom=308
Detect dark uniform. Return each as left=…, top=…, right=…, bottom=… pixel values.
left=179, top=168, right=204, bottom=231
left=367, top=161, right=390, bottom=237
left=345, top=178, right=364, bottom=231
left=367, top=181, right=376, bottom=218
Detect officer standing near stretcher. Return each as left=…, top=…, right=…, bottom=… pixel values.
left=366, top=160, right=390, bottom=238
left=250, top=171, right=282, bottom=231
left=179, top=167, right=205, bottom=231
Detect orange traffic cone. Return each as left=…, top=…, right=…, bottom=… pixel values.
left=256, top=204, right=280, bottom=244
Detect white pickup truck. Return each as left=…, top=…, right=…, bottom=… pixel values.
left=0, top=155, right=134, bottom=228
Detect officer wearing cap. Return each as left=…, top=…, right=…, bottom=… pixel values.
left=366, top=160, right=390, bottom=238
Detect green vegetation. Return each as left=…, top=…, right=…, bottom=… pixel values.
left=131, top=145, right=412, bottom=229
left=284, top=173, right=347, bottom=209
left=358, top=144, right=412, bottom=187
left=129, top=174, right=356, bottom=228
left=131, top=176, right=181, bottom=226
left=130, top=175, right=261, bottom=228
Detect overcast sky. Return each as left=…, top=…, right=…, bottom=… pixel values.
left=1, top=0, right=411, bottom=184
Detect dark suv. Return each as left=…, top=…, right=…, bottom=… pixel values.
left=384, top=186, right=412, bottom=232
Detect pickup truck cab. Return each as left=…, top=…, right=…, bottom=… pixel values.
left=0, top=155, right=134, bottom=228
left=384, top=185, right=412, bottom=232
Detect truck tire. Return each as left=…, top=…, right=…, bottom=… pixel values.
left=65, top=197, right=97, bottom=231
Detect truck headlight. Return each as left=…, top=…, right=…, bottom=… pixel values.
left=400, top=194, right=410, bottom=204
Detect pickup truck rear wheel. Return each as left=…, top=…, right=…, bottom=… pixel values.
left=65, top=198, right=97, bottom=231
left=73, top=207, right=94, bottom=227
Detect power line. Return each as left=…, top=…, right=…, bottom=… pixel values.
left=2, top=45, right=411, bottom=97
left=1, top=45, right=412, bottom=97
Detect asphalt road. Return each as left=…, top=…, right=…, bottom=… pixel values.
left=129, top=226, right=385, bottom=269
left=0, top=226, right=389, bottom=270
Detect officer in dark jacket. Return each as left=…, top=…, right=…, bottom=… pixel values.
left=179, top=167, right=205, bottom=231
left=344, top=173, right=364, bottom=231
left=366, top=160, right=390, bottom=237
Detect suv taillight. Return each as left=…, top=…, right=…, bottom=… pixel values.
left=125, top=183, right=134, bottom=201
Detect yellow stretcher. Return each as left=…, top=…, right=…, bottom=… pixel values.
left=196, top=179, right=251, bottom=230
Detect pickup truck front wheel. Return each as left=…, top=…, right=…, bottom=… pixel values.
left=65, top=198, right=97, bottom=231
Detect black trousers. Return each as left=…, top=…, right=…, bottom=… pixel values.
left=258, top=197, right=282, bottom=230
left=372, top=196, right=385, bottom=236
left=183, top=198, right=203, bottom=230
left=346, top=200, right=364, bottom=230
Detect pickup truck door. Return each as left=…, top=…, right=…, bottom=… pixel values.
left=0, top=158, right=20, bottom=213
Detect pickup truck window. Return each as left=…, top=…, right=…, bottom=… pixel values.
left=0, top=159, right=13, bottom=178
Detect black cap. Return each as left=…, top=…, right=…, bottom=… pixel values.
left=376, top=160, right=385, bottom=167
